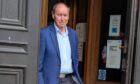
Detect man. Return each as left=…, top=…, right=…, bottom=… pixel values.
left=39, top=2, right=83, bottom=84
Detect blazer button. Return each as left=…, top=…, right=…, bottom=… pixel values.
left=57, top=76, right=59, bottom=78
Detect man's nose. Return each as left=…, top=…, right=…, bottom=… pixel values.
left=61, top=16, right=64, bottom=21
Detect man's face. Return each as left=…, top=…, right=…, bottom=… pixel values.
left=52, top=4, right=69, bottom=29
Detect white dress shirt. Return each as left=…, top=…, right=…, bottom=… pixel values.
left=54, top=23, right=73, bottom=74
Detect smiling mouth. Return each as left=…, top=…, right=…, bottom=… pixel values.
left=60, top=23, right=65, bottom=25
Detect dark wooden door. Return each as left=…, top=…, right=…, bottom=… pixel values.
left=0, top=0, right=40, bottom=84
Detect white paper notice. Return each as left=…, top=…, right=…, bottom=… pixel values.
left=109, top=15, right=121, bottom=36
left=76, top=23, right=87, bottom=42
left=106, top=40, right=122, bottom=69
left=76, top=23, right=87, bottom=62
left=78, top=42, right=84, bottom=61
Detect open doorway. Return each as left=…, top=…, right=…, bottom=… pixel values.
left=84, top=0, right=136, bottom=84
left=98, top=0, right=127, bottom=82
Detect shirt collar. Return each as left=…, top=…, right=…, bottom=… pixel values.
left=54, top=22, right=68, bottom=35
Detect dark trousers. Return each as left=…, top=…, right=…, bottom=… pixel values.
left=59, top=75, right=77, bottom=84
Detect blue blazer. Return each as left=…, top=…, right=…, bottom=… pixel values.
left=39, top=24, right=83, bottom=84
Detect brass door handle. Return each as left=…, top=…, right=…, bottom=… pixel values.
left=119, top=45, right=127, bottom=49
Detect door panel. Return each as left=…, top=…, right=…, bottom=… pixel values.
left=0, top=0, right=40, bottom=84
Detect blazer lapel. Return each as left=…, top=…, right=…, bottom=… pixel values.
left=50, top=25, right=74, bottom=60
left=50, top=25, right=60, bottom=59
left=68, top=28, right=74, bottom=58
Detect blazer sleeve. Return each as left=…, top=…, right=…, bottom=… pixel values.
left=38, top=30, right=46, bottom=84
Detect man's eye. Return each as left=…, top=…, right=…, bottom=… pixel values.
left=63, top=14, right=68, bottom=17
left=56, top=14, right=61, bottom=16
left=58, top=14, right=61, bottom=16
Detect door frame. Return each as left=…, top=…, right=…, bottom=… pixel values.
left=123, top=0, right=137, bottom=83
left=133, top=1, right=140, bottom=83
left=40, top=0, right=48, bottom=27
left=83, top=0, right=102, bottom=83
left=127, top=0, right=140, bottom=84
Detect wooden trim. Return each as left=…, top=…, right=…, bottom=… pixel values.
left=96, top=81, right=120, bottom=84
left=72, top=0, right=77, bottom=28
left=83, top=0, right=102, bottom=83
left=40, top=0, right=48, bottom=28
left=68, top=0, right=77, bottom=28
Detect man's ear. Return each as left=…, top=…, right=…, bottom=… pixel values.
left=52, top=12, right=54, bottom=19
left=52, top=14, right=54, bottom=19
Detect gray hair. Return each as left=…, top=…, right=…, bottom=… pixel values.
left=52, top=2, right=70, bottom=14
